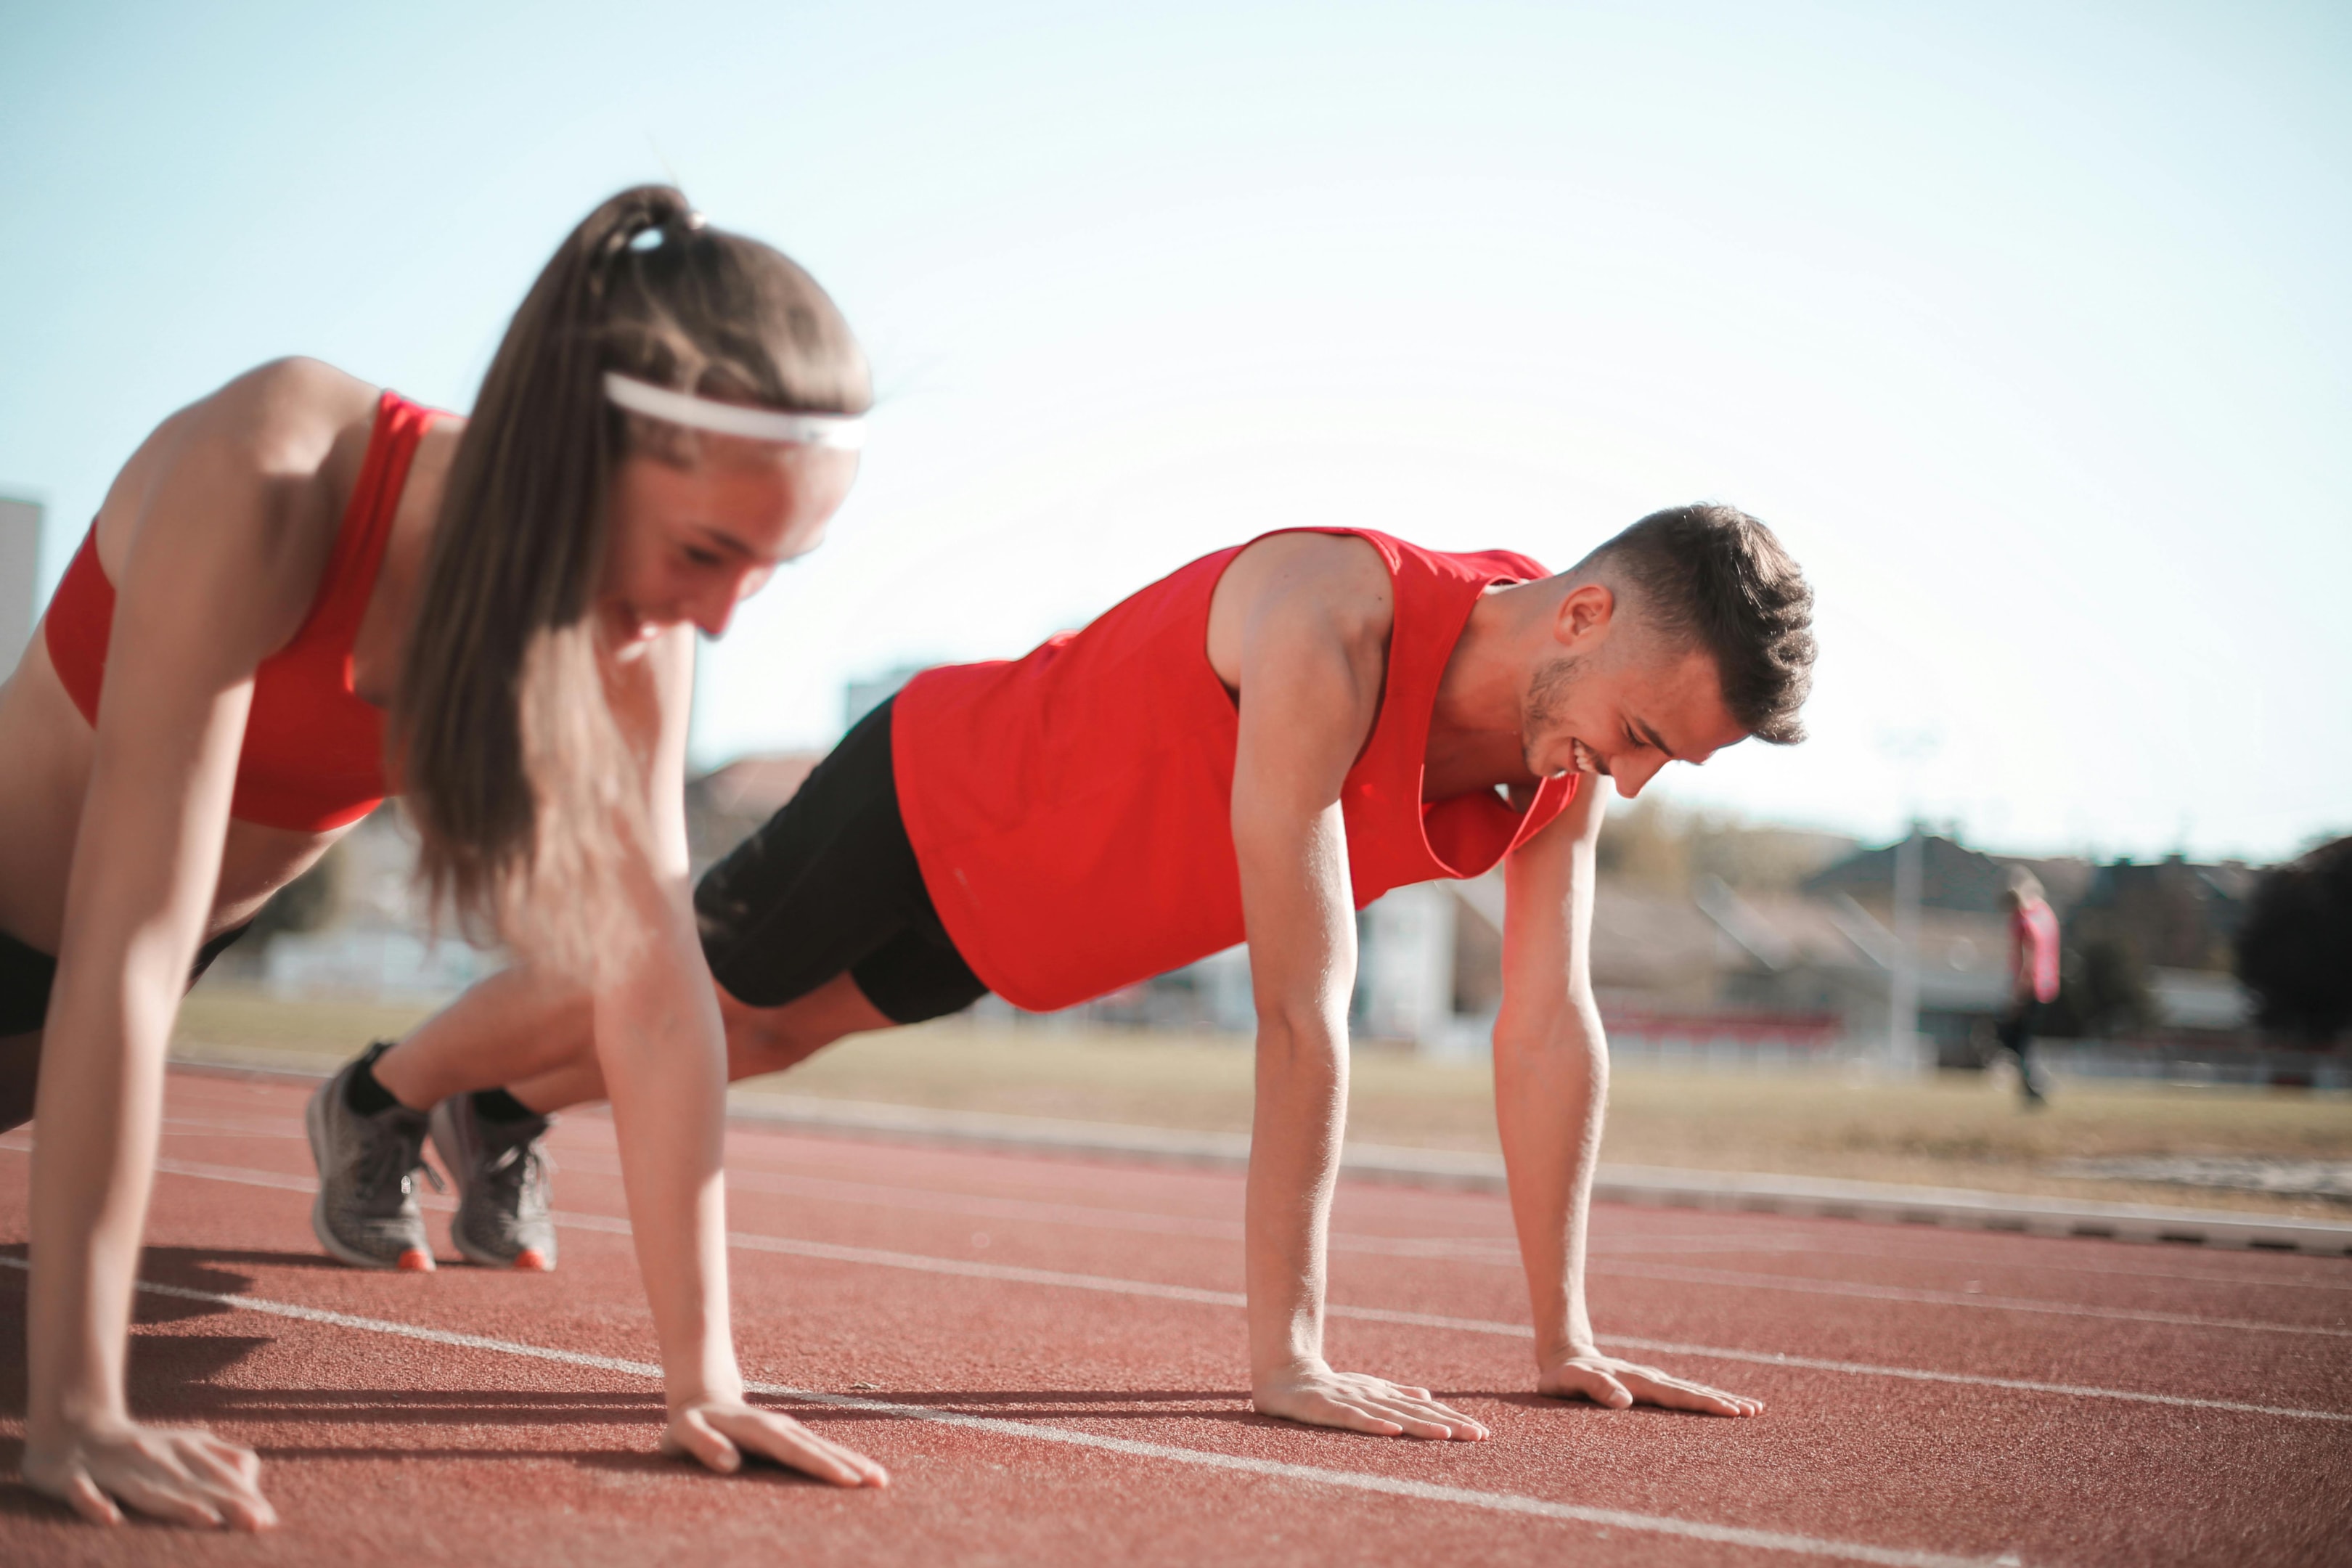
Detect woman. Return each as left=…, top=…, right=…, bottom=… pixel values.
left=0, top=185, right=889, bottom=1529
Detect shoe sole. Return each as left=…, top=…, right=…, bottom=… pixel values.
left=306, top=1082, right=434, bottom=1273
left=430, top=1101, right=558, bottom=1272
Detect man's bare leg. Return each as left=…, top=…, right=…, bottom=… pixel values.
left=495, top=972, right=896, bottom=1113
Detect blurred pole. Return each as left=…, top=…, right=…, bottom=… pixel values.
left=1889, top=824, right=1923, bottom=1071
left=0, top=494, right=41, bottom=669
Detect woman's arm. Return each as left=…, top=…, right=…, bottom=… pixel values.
left=23, top=369, right=360, bottom=1529
left=1493, top=783, right=1763, bottom=1418
left=591, top=629, right=885, bottom=1487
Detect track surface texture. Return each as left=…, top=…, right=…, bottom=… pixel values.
left=2, top=1070, right=2346, bottom=1567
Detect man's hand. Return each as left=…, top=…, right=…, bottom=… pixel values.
left=1539, top=1351, right=1764, bottom=1417
left=1254, top=1360, right=1491, bottom=1440
left=22, top=1418, right=277, bottom=1530
left=662, top=1397, right=891, bottom=1487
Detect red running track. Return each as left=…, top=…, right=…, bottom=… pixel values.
left=2, top=1068, right=2347, bottom=1567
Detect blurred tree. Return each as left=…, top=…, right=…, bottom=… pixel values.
left=2235, top=835, right=2352, bottom=1044
left=244, top=844, right=345, bottom=949
left=1597, top=799, right=1853, bottom=896
left=1595, top=797, right=1691, bottom=891
left=2047, top=935, right=2157, bottom=1038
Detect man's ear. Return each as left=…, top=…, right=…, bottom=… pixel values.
left=1553, top=581, right=1617, bottom=649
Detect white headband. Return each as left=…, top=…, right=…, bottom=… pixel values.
left=602, top=373, right=866, bottom=450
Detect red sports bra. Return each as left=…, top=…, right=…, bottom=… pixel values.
left=44, top=390, right=441, bottom=832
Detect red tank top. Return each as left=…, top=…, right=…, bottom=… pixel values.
left=893, top=528, right=1579, bottom=1012
left=44, top=390, right=439, bottom=832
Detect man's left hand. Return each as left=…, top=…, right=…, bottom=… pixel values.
left=1538, top=1352, right=1764, bottom=1417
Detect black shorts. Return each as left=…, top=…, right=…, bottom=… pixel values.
left=694, top=696, right=988, bottom=1026
left=1, top=922, right=250, bottom=1132
left=0, top=922, right=250, bottom=1038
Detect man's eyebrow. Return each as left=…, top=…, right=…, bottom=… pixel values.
left=1633, top=717, right=1678, bottom=759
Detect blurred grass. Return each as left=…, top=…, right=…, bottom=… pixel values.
left=173, top=984, right=2352, bottom=1219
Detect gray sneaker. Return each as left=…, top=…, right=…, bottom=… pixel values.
left=306, top=1048, right=441, bottom=1271
left=429, top=1094, right=558, bottom=1271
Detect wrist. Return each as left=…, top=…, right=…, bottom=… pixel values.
left=1250, top=1349, right=1329, bottom=1388
left=666, top=1361, right=745, bottom=1413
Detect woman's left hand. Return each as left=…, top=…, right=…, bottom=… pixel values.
left=661, top=1397, right=891, bottom=1487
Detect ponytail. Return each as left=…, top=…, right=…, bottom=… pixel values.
left=393, top=186, right=867, bottom=971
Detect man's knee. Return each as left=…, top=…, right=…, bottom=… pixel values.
left=719, top=995, right=803, bottom=1075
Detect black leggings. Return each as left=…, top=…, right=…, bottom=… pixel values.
left=0, top=923, right=250, bottom=1132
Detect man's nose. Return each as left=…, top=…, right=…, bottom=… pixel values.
left=1613, top=752, right=1667, bottom=799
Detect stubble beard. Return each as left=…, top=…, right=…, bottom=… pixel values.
left=1522, top=651, right=1588, bottom=777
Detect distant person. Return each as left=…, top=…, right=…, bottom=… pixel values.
left=0, top=187, right=889, bottom=1530
left=344, top=505, right=1816, bottom=1442
left=1998, top=867, right=2062, bottom=1104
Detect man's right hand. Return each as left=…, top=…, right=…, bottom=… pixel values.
left=1253, top=1360, right=1491, bottom=1440
left=23, top=1418, right=277, bottom=1530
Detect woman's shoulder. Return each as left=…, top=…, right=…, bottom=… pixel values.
left=92, top=359, right=391, bottom=645
left=184, top=358, right=383, bottom=470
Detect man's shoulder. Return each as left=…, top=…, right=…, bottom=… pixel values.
left=1219, top=530, right=1395, bottom=634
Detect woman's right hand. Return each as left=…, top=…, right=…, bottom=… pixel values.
left=22, top=1419, right=277, bottom=1530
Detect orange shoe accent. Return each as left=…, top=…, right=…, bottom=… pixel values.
left=513, top=1249, right=552, bottom=1272
left=397, top=1248, right=435, bottom=1272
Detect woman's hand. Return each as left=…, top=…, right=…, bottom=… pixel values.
left=661, top=1396, right=890, bottom=1487
left=1538, top=1350, right=1765, bottom=1417
left=22, top=1418, right=277, bottom=1530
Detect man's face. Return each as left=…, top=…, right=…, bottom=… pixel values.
left=1521, top=585, right=1750, bottom=797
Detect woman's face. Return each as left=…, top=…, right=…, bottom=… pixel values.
left=600, top=441, right=860, bottom=650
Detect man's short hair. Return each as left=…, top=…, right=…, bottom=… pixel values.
left=1573, top=502, right=1816, bottom=745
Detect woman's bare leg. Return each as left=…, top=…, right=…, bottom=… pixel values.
left=369, top=963, right=596, bottom=1111
left=390, top=969, right=897, bottom=1114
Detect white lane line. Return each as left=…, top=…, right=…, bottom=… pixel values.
left=1586, top=1261, right=2352, bottom=1338
left=568, top=1151, right=1731, bottom=1260
left=15, top=1143, right=2345, bottom=1421
left=0, top=1257, right=2017, bottom=1568
left=95, top=1142, right=2341, bottom=1341
left=534, top=1120, right=2352, bottom=1286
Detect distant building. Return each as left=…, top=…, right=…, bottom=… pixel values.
left=0, top=494, right=41, bottom=669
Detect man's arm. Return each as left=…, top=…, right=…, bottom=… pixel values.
left=1495, top=781, right=1763, bottom=1416
left=1225, top=542, right=1486, bottom=1442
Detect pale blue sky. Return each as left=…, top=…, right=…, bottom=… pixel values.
left=2, top=1, right=2345, bottom=861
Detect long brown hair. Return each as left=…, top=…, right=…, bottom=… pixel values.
left=393, top=185, right=868, bottom=968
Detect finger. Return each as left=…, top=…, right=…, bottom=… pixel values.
left=1621, top=1373, right=1764, bottom=1417
left=1345, top=1396, right=1461, bottom=1440
left=1551, top=1368, right=1634, bottom=1409
left=112, top=1471, right=224, bottom=1530
left=1373, top=1393, right=1489, bottom=1440
left=1296, top=1395, right=1405, bottom=1437
left=719, top=1411, right=881, bottom=1489
left=59, top=1472, right=125, bottom=1527
left=176, top=1445, right=279, bottom=1530
left=195, top=1434, right=265, bottom=1486
left=663, top=1410, right=741, bottom=1474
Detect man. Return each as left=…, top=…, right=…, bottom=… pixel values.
left=1998, top=867, right=2062, bottom=1106
left=317, top=502, right=1815, bottom=1441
